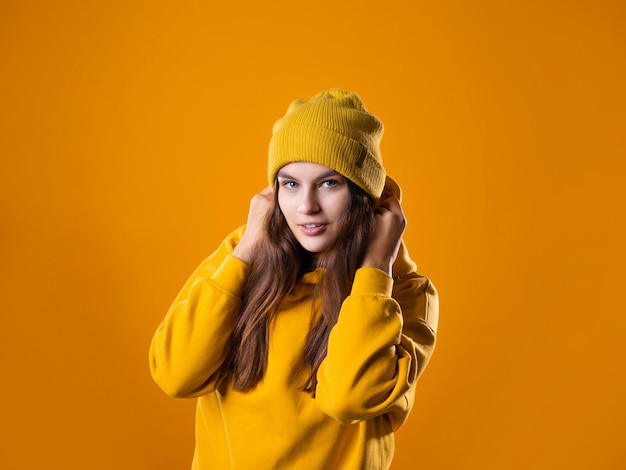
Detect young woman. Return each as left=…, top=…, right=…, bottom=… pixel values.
left=149, top=89, right=439, bottom=470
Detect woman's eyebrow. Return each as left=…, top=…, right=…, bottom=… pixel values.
left=276, top=171, right=297, bottom=180
left=277, top=170, right=341, bottom=181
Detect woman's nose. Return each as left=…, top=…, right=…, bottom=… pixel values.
left=298, top=190, right=320, bottom=214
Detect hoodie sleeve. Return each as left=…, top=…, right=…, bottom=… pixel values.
left=149, top=226, right=249, bottom=398
left=315, top=240, right=438, bottom=429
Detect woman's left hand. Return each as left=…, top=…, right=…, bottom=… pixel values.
left=361, top=197, right=407, bottom=276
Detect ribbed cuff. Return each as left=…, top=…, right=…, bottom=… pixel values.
left=350, top=267, right=393, bottom=297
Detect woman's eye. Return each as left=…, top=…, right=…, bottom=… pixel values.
left=282, top=181, right=298, bottom=189
left=322, top=180, right=338, bottom=188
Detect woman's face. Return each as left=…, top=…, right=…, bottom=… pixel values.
left=277, top=162, right=351, bottom=253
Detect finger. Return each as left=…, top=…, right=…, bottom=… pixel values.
left=373, top=199, right=390, bottom=214
left=376, top=196, right=402, bottom=213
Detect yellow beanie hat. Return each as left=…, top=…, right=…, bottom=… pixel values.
left=268, top=89, right=399, bottom=201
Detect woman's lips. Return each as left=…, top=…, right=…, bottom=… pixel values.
left=298, top=223, right=327, bottom=236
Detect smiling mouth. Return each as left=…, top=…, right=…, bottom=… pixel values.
left=298, top=223, right=327, bottom=235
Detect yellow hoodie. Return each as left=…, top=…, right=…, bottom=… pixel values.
left=149, top=226, right=438, bottom=470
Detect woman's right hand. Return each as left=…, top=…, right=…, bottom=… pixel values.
left=232, top=187, right=274, bottom=264
left=361, top=196, right=406, bottom=276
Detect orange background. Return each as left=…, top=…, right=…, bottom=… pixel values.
left=1, top=1, right=625, bottom=469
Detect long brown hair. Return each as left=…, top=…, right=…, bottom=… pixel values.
left=227, top=179, right=375, bottom=393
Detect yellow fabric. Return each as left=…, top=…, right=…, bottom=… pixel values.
left=268, top=89, right=395, bottom=200
left=150, top=226, right=438, bottom=470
